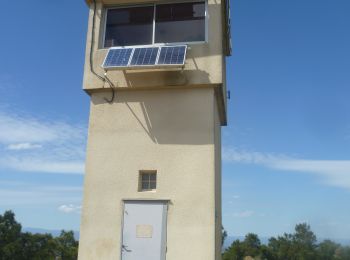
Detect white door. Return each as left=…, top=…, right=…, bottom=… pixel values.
left=121, top=201, right=167, bottom=260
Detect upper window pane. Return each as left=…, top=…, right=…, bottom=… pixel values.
left=155, top=2, right=206, bottom=43
left=104, top=6, right=154, bottom=47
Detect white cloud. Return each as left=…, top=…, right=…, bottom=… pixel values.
left=58, top=204, right=82, bottom=214
left=270, top=159, right=350, bottom=189
left=226, top=210, right=255, bottom=218
left=223, top=148, right=350, bottom=189
left=0, top=113, right=60, bottom=144
left=0, top=110, right=86, bottom=174
left=0, top=182, right=82, bottom=206
left=7, top=143, right=42, bottom=150
left=0, top=157, right=84, bottom=174
left=223, top=148, right=288, bottom=164
left=227, top=195, right=241, bottom=204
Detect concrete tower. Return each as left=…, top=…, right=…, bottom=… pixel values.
left=79, top=0, right=231, bottom=259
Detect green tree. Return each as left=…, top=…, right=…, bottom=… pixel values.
left=223, top=240, right=245, bottom=260
left=317, top=239, right=340, bottom=260
left=222, top=234, right=264, bottom=260
left=0, top=211, right=22, bottom=259
left=260, top=244, right=276, bottom=260
left=222, top=223, right=350, bottom=260
left=268, top=234, right=294, bottom=260
left=222, top=226, right=228, bottom=247
left=292, top=223, right=317, bottom=260
left=242, top=233, right=261, bottom=257
left=267, top=223, right=318, bottom=260
left=0, top=210, right=79, bottom=260
left=334, top=245, right=350, bottom=260
left=20, top=232, right=57, bottom=259
left=55, top=230, right=79, bottom=260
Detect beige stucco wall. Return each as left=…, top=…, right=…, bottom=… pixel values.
left=82, top=0, right=228, bottom=125
left=79, top=0, right=227, bottom=258
left=214, top=96, right=222, bottom=259
left=78, top=88, right=221, bottom=259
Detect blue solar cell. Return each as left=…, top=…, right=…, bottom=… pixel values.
left=157, top=46, right=186, bottom=65
left=130, top=47, right=159, bottom=66
left=103, top=48, right=133, bottom=68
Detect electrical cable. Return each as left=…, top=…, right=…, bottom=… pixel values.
left=104, top=72, right=116, bottom=104
left=90, top=0, right=116, bottom=103
left=90, top=0, right=105, bottom=82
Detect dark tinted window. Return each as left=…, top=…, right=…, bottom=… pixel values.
left=104, top=6, right=154, bottom=47
left=104, top=2, right=206, bottom=47
left=140, top=172, right=157, bottom=191
left=155, top=2, right=205, bottom=43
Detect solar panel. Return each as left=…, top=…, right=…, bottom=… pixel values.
left=103, top=48, right=133, bottom=68
left=157, top=46, right=187, bottom=66
left=102, top=45, right=187, bottom=69
left=130, top=47, right=159, bottom=66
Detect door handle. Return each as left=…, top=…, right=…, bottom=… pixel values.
left=122, top=244, right=132, bottom=252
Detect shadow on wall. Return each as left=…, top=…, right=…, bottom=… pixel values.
left=120, top=66, right=210, bottom=88
left=87, top=1, right=225, bottom=145
left=91, top=87, right=214, bottom=145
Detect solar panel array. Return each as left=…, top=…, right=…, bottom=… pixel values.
left=102, top=45, right=187, bottom=69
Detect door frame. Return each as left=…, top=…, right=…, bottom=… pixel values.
left=120, top=199, right=169, bottom=260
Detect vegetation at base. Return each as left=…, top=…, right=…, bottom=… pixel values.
left=222, top=223, right=350, bottom=260
left=2, top=210, right=350, bottom=259
left=0, top=210, right=78, bottom=260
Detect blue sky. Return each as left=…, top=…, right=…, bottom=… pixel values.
left=0, top=0, right=350, bottom=241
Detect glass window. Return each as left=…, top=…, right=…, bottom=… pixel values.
left=155, top=2, right=206, bottom=43
left=103, top=2, right=206, bottom=47
left=104, top=6, right=154, bottom=47
left=139, top=172, right=157, bottom=191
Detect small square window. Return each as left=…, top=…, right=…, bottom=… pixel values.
left=139, top=171, right=157, bottom=191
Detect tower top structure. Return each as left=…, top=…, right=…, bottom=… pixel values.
left=82, top=0, right=231, bottom=125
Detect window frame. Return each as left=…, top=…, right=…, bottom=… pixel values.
left=101, top=0, right=208, bottom=49
left=138, top=170, right=157, bottom=192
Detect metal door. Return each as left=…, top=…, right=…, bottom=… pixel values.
left=121, top=201, right=167, bottom=260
